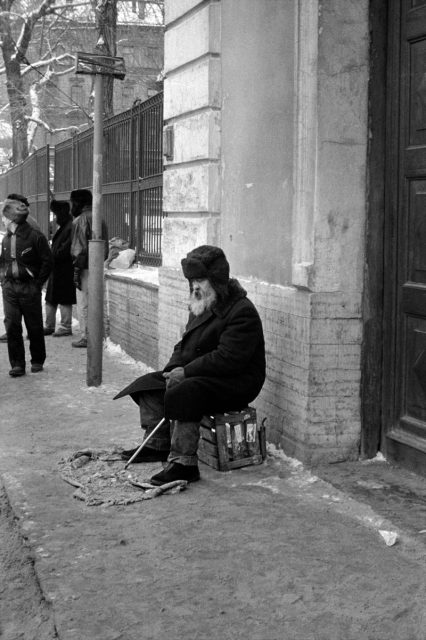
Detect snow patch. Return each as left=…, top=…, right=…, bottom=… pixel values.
left=266, top=443, right=319, bottom=488
left=240, top=478, right=282, bottom=495
left=266, top=443, right=303, bottom=470
left=361, top=452, right=387, bottom=464
left=104, top=338, right=154, bottom=374
left=105, top=265, right=159, bottom=286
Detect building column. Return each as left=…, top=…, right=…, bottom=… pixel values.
left=159, top=0, right=222, bottom=362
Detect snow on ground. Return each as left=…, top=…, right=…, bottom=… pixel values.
left=104, top=337, right=154, bottom=374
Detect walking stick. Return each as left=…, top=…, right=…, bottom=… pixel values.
left=124, top=417, right=167, bottom=469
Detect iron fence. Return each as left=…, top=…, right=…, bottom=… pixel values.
left=0, top=146, right=51, bottom=237
left=0, top=92, right=164, bottom=265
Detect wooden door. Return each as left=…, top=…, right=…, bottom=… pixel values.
left=384, top=0, right=426, bottom=473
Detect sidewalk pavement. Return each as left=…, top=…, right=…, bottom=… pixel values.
left=1, top=311, right=426, bottom=639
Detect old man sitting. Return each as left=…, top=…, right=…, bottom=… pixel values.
left=115, top=245, right=266, bottom=486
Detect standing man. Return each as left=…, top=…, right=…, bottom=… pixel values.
left=70, top=189, right=109, bottom=348
left=0, top=193, right=41, bottom=343
left=0, top=196, right=52, bottom=377
left=44, top=200, right=76, bottom=337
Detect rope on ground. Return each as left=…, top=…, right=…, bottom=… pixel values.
left=58, top=448, right=188, bottom=506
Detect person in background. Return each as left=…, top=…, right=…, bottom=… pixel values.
left=70, top=189, right=109, bottom=348
left=0, top=195, right=52, bottom=376
left=44, top=200, right=76, bottom=337
left=0, top=193, right=41, bottom=343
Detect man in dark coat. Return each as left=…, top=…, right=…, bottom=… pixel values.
left=115, top=245, right=266, bottom=485
left=44, top=200, right=76, bottom=337
left=0, top=196, right=53, bottom=376
left=0, top=193, right=41, bottom=343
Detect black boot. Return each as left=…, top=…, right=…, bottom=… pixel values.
left=150, top=462, right=200, bottom=486
left=121, top=446, right=169, bottom=463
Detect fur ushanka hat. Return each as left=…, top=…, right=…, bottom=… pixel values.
left=50, top=199, right=70, bottom=216
left=70, top=189, right=92, bottom=207
left=181, top=245, right=230, bottom=286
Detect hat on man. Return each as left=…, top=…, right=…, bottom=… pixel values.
left=2, top=196, right=29, bottom=223
left=181, top=245, right=230, bottom=286
left=7, top=193, right=29, bottom=207
left=50, top=199, right=71, bottom=226
left=70, top=189, right=92, bottom=207
left=50, top=199, right=70, bottom=216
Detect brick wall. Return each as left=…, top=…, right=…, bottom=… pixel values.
left=158, top=267, right=190, bottom=368
left=103, top=266, right=362, bottom=464
left=105, top=274, right=159, bottom=370
left=243, top=281, right=362, bottom=464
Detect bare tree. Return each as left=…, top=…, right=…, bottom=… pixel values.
left=0, top=0, right=163, bottom=166
left=0, top=0, right=61, bottom=163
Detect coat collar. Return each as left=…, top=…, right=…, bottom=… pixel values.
left=211, top=278, right=247, bottom=318
left=184, top=308, right=213, bottom=334
left=8, top=220, right=30, bottom=236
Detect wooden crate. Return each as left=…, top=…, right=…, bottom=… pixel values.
left=198, top=407, right=266, bottom=471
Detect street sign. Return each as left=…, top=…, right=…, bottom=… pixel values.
left=75, top=52, right=126, bottom=80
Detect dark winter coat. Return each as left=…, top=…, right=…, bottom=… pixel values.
left=45, top=219, right=76, bottom=305
left=114, top=278, right=266, bottom=422
left=0, top=221, right=52, bottom=288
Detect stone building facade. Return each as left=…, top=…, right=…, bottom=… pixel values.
left=148, top=0, right=369, bottom=464
left=107, top=0, right=424, bottom=473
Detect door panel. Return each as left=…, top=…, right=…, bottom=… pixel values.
left=385, top=1, right=426, bottom=469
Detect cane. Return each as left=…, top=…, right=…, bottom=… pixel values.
left=124, top=417, right=167, bottom=469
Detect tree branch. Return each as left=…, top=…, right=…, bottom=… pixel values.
left=25, top=114, right=82, bottom=135
left=20, top=52, right=75, bottom=75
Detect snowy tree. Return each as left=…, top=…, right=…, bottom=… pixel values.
left=0, top=0, right=163, bottom=166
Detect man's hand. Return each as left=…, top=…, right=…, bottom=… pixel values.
left=73, top=268, right=82, bottom=291
left=163, top=367, right=185, bottom=388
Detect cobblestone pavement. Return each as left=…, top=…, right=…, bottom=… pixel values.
left=1, top=301, right=426, bottom=639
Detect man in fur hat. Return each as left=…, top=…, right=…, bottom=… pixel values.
left=115, top=245, right=266, bottom=485
left=0, top=195, right=53, bottom=376
left=70, top=189, right=109, bottom=348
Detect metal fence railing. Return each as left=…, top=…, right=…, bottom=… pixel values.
left=0, top=92, right=165, bottom=266
left=0, top=146, right=51, bottom=238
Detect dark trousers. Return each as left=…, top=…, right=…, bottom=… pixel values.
left=2, top=280, right=46, bottom=368
left=138, top=390, right=200, bottom=466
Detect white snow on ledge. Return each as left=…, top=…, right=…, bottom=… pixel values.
left=104, top=338, right=154, bottom=374
left=105, top=264, right=159, bottom=286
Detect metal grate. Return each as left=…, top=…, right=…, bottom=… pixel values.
left=0, top=93, right=165, bottom=264
left=53, top=92, right=165, bottom=264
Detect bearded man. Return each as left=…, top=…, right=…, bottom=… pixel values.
left=114, top=245, right=266, bottom=486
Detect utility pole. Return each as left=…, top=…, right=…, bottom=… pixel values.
left=75, top=52, right=126, bottom=386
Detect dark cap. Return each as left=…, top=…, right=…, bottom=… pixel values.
left=50, top=199, right=70, bottom=216
left=181, top=245, right=230, bottom=285
left=70, top=189, right=92, bottom=207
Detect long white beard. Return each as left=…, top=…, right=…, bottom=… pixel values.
left=189, top=287, right=217, bottom=316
